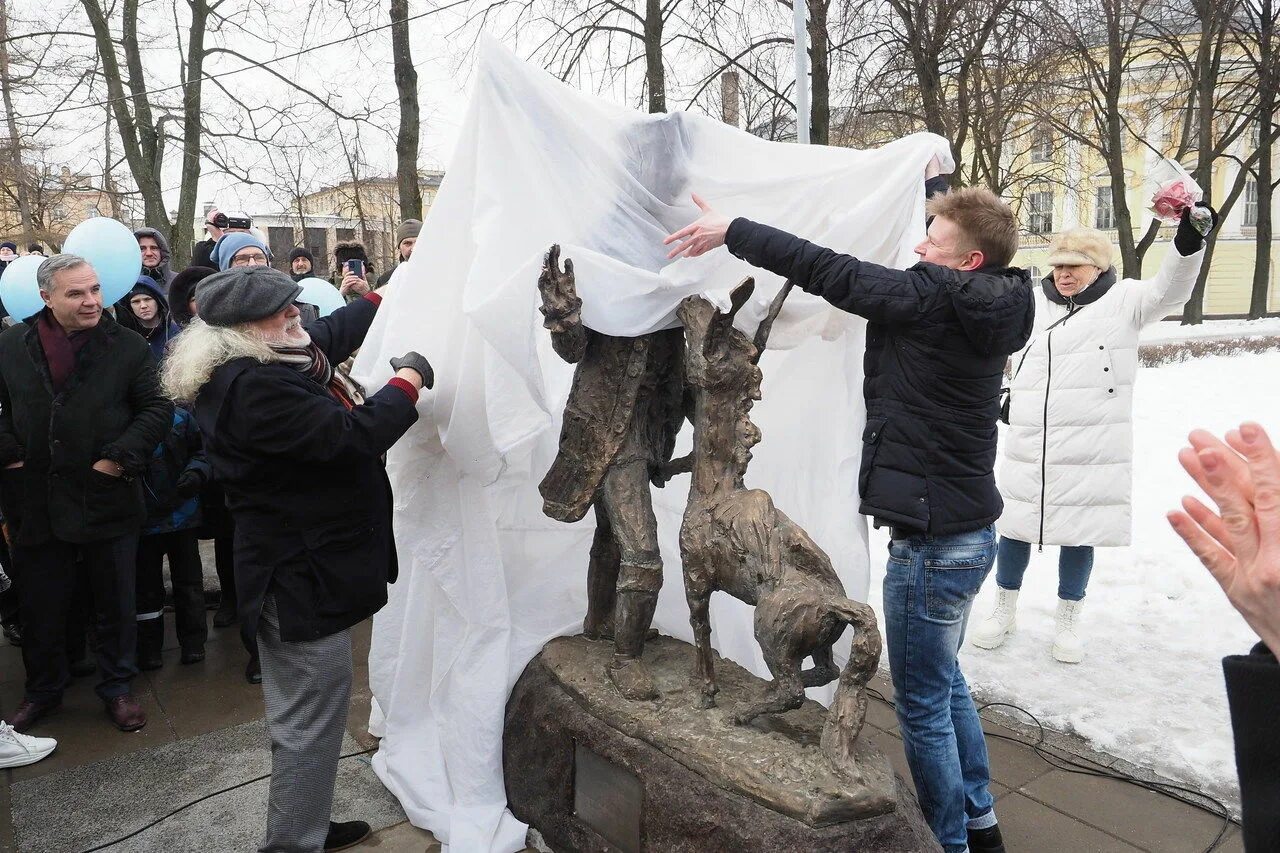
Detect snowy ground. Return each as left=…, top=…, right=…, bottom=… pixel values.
left=866, top=350, right=1272, bottom=813
left=1141, top=316, right=1280, bottom=344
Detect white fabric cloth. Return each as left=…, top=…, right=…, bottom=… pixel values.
left=997, top=247, right=1204, bottom=547
left=351, top=38, right=952, bottom=853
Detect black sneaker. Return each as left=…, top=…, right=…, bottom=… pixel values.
left=968, top=824, right=1006, bottom=853
left=324, top=820, right=371, bottom=851
left=2, top=621, right=22, bottom=647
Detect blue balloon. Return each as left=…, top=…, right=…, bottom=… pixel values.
left=296, top=277, right=346, bottom=317
left=63, top=217, right=143, bottom=306
left=0, top=255, right=47, bottom=321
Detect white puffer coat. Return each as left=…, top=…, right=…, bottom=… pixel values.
left=997, top=246, right=1204, bottom=547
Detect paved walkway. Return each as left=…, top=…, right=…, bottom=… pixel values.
left=0, top=605, right=1243, bottom=852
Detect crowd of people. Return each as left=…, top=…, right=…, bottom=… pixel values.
left=0, top=210, right=429, bottom=851
left=0, top=163, right=1274, bottom=853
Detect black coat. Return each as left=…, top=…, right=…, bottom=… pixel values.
left=1224, top=643, right=1280, bottom=851
left=0, top=312, right=173, bottom=546
left=193, top=297, right=419, bottom=644
left=725, top=218, right=1034, bottom=535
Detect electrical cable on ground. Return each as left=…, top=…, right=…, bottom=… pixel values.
left=867, top=687, right=1237, bottom=853
left=73, top=745, right=378, bottom=853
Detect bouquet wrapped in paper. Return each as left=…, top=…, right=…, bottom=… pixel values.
left=1148, top=158, right=1203, bottom=223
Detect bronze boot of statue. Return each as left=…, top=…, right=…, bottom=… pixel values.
left=582, top=516, right=620, bottom=640
left=608, top=585, right=660, bottom=700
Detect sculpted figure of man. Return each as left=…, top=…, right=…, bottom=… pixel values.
left=537, top=245, right=684, bottom=700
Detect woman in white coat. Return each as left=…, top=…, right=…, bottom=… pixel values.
left=972, top=204, right=1216, bottom=662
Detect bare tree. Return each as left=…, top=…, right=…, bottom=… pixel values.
left=1234, top=0, right=1279, bottom=318
left=390, top=0, right=422, bottom=219
left=0, top=0, right=36, bottom=243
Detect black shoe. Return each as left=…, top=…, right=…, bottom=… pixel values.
left=245, top=656, right=261, bottom=684
left=324, top=820, right=371, bottom=852
left=968, top=824, right=1006, bottom=853
left=180, top=648, right=205, bottom=665
left=2, top=621, right=22, bottom=647
left=69, top=658, right=98, bottom=678
left=212, top=602, right=237, bottom=628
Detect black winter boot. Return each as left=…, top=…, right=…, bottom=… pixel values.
left=137, top=617, right=165, bottom=671
left=969, top=824, right=1006, bottom=853
left=324, top=820, right=371, bottom=851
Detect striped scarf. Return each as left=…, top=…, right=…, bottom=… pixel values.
left=271, top=342, right=361, bottom=411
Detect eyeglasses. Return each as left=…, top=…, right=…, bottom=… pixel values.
left=230, top=252, right=269, bottom=267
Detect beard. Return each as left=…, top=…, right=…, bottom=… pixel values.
left=260, top=315, right=312, bottom=348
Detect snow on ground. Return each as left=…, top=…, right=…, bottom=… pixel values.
left=867, top=350, right=1273, bottom=812
left=1141, top=316, right=1280, bottom=344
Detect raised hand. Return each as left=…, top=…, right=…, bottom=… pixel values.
left=1168, top=422, right=1280, bottom=652
left=664, top=193, right=732, bottom=260
left=538, top=244, right=582, bottom=332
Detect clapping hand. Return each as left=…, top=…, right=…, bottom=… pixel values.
left=1168, top=422, right=1280, bottom=652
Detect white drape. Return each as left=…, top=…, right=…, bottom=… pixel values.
left=350, top=37, right=950, bottom=852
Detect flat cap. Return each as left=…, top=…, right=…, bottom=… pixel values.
left=194, top=266, right=303, bottom=328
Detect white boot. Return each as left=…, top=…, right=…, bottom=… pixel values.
left=971, top=588, right=1019, bottom=650
left=1053, top=597, right=1085, bottom=663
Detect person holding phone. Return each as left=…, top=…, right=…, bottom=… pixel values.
left=332, top=242, right=374, bottom=299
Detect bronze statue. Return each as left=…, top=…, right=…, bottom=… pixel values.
left=672, top=279, right=882, bottom=780
left=537, top=245, right=685, bottom=700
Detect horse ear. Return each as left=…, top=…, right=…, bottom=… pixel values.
left=726, top=277, right=755, bottom=322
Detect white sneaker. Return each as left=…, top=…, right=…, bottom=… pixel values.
left=0, top=721, right=56, bottom=768
left=971, top=588, right=1019, bottom=650
left=1053, top=598, right=1085, bottom=663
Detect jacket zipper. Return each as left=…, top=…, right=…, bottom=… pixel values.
left=1038, top=299, right=1077, bottom=551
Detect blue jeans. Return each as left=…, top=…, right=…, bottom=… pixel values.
left=996, top=536, right=1094, bottom=601
left=884, top=525, right=998, bottom=853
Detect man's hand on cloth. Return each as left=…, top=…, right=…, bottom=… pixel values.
left=391, top=352, right=435, bottom=390
left=1169, top=422, right=1280, bottom=652
left=665, top=194, right=732, bottom=260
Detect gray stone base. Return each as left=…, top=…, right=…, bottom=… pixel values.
left=504, top=635, right=940, bottom=852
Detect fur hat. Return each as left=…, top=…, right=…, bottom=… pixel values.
left=1046, top=228, right=1113, bottom=270
left=169, top=265, right=216, bottom=327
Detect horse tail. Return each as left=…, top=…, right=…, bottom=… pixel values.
left=820, top=596, right=883, bottom=780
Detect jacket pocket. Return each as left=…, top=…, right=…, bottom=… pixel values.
left=301, top=517, right=382, bottom=619
left=859, top=417, right=888, bottom=497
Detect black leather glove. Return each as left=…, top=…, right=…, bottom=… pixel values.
left=390, top=352, right=435, bottom=390
left=1174, top=202, right=1218, bottom=257
left=175, top=469, right=203, bottom=499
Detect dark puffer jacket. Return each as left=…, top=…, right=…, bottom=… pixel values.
left=0, top=312, right=173, bottom=546
left=725, top=218, right=1034, bottom=535
left=142, top=406, right=210, bottom=535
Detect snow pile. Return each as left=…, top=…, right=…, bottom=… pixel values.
left=869, top=351, right=1270, bottom=811
left=1142, top=316, right=1280, bottom=344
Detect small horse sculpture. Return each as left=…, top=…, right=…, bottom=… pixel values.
left=672, top=279, right=882, bottom=779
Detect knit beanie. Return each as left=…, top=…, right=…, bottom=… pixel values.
left=0, top=242, right=16, bottom=254
left=288, top=246, right=315, bottom=264
left=395, top=219, right=422, bottom=244
left=195, top=267, right=303, bottom=327
left=210, top=233, right=273, bottom=271
left=1046, top=228, right=1113, bottom=270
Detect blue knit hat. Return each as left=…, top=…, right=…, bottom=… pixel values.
left=210, top=233, right=272, bottom=271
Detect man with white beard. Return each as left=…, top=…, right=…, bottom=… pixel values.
left=162, top=266, right=432, bottom=853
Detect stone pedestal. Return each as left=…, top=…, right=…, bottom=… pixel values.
left=504, top=635, right=940, bottom=852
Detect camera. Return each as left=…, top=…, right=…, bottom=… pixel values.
left=226, top=215, right=252, bottom=230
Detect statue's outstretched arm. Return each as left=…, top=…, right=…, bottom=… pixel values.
left=538, top=244, right=588, bottom=364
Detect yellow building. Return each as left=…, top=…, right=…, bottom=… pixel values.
left=1006, top=52, right=1275, bottom=317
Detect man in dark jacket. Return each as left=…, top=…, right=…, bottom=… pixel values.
left=135, top=227, right=176, bottom=294
left=289, top=247, right=317, bottom=282
left=0, top=253, right=173, bottom=733
left=165, top=265, right=430, bottom=852
left=665, top=183, right=1033, bottom=853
